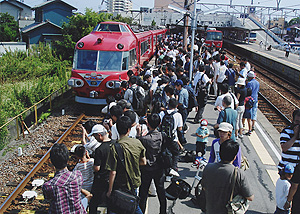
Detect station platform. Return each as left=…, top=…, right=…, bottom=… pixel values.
left=232, top=41, right=300, bottom=70
left=147, top=98, right=282, bottom=214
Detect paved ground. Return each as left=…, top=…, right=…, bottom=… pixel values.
left=147, top=99, right=281, bottom=214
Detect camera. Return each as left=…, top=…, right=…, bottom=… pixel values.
left=104, top=119, right=110, bottom=124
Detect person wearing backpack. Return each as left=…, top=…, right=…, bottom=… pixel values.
left=159, top=98, right=183, bottom=178
left=174, top=79, right=189, bottom=130
left=193, top=65, right=211, bottom=123
left=124, top=76, right=145, bottom=116
left=246, top=71, right=260, bottom=134
left=243, top=88, right=255, bottom=136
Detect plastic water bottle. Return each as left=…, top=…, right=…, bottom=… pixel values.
left=18, top=147, right=23, bottom=156
left=62, top=109, right=65, bottom=115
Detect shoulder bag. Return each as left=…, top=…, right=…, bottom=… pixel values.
left=226, top=167, right=250, bottom=214
left=109, top=143, right=140, bottom=214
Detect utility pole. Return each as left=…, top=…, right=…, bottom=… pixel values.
left=183, top=0, right=189, bottom=51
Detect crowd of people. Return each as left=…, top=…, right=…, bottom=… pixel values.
left=41, top=33, right=300, bottom=214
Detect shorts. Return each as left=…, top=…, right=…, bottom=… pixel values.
left=196, top=141, right=207, bottom=156
left=251, top=101, right=258, bottom=121
left=243, top=109, right=252, bottom=119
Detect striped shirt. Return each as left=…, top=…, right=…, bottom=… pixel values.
left=74, top=159, right=94, bottom=192
left=42, top=168, right=86, bottom=214
left=278, top=126, right=300, bottom=169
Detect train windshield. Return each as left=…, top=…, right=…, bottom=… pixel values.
left=206, top=32, right=223, bottom=41
left=75, top=50, right=126, bottom=71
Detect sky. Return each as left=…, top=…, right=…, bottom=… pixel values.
left=23, top=0, right=300, bottom=18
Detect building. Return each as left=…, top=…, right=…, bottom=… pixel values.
left=21, top=0, right=77, bottom=46
left=267, top=17, right=285, bottom=29
left=0, top=0, right=34, bottom=28
left=107, top=0, right=133, bottom=13
left=154, top=0, right=187, bottom=12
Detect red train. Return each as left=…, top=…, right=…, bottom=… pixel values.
left=204, top=28, right=223, bottom=48
left=68, top=21, right=167, bottom=105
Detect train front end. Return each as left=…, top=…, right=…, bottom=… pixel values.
left=68, top=22, right=138, bottom=105
left=205, top=30, right=223, bottom=49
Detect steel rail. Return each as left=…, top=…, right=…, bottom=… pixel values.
left=258, top=92, right=292, bottom=124
left=0, top=113, right=85, bottom=213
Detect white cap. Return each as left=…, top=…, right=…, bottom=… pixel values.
left=236, top=78, right=246, bottom=86
left=88, top=124, right=107, bottom=137
left=247, top=71, right=255, bottom=78
left=218, top=122, right=233, bottom=132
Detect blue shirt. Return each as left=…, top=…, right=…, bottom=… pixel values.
left=196, top=126, right=209, bottom=142
left=208, top=138, right=241, bottom=168
left=178, top=88, right=189, bottom=109
left=225, top=68, right=236, bottom=86
left=217, top=107, right=237, bottom=142
left=246, top=79, right=260, bottom=102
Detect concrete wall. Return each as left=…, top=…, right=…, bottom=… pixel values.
left=0, top=42, right=26, bottom=55
left=224, top=40, right=300, bottom=85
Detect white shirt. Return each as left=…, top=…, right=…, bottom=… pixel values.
left=217, top=65, right=227, bottom=83
left=159, top=109, right=183, bottom=142
left=101, top=102, right=117, bottom=114
left=212, top=61, right=220, bottom=78
left=214, top=92, right=239, bottom=110
left=275, top=178, right=291, bottom=210
left=239, top=68, right=248, bottom=79
left=111, top=123, right=147, bottom=141
left=193, top=72, right=210, bottom=95
left=124, top=84, right=145, bottom=104
left=245, top=62, right=251, bottom=72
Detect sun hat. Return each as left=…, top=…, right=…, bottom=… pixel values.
left=247, top=71, right=255, bottom=78
left=88, top=124, right=107, bottom=137
left=218, top=122, right=233, bottom=132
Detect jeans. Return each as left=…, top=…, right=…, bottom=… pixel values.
left=89, top=178, right=109, bottom=214
left=139, top=168, right=166, bottom=214
left=274, top=207, right=290, bottom=214
left=195, top=92, right=208, bottom=121
left=250, top=101, right=258, bottom=121
left=236, top=105, right=245, bottom=131
left=179, top=108, right=188, bottom=127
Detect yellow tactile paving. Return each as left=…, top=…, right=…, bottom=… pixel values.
left=266, top=169, right=279, bottom=187
left=248, top=131, right=276, bottom=166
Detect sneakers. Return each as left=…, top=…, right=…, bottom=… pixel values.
left=165, top=176, right=172, bottom=182
left=238, top=133, right=243, bottom=138
left=245, top=131, right=252, bottom=136
left=169, top=169, right=180, bottom=177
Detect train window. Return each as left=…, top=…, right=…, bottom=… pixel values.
left=129, top=49, right=137, bottom=66
left=122, top=51, right=129, bottom=70
left=76, top=50, right=97, bottom=71
left=98, top=51, right=122, bottom=71
left=206, top=32, right=223, bottom=41
left=120, top=25, right=129, bottom=32
left=95, top=24, right=120, bottom=32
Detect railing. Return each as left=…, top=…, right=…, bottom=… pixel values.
left=0, top=85, right=70, bottom=140
left=248, top=15, right=284, bottom=44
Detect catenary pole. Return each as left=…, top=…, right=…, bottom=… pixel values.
left=189, top=0, right=197, bottom=81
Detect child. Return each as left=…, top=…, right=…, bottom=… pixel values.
left=242, top=87, right=254, bottom=135
left=275, top=163, right=294, bottom=214
left=195, top=119, right=209, bottom=157
left=74, top=145, right=95, bottom=193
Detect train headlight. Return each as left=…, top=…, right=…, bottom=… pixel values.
left=68, top=78, right=84, bottom=88
left=106, top=81, right=121, bottom=89
left=77, top=42, right=84, bottom=48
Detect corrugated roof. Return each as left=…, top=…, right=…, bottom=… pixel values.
left=32, top=0, right=77, bottom=10
left=0, top=0, right=32, bottom=9
left=21, top=20, right=62, bottom=33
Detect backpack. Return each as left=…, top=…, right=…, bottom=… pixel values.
left=161, top=110, right=176, bottom=142
left=166, top=178, right=192, bottom=200
left=131, top=86, right=145, bottom=110
left=245, top=96, right=254, bottom=109
left=151, top=87, right=163, bottom=113
left=187, top=87, right=198, bottom=112
left=196, top=74, right=207, bottom=94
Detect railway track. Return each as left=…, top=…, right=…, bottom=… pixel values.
left=226, top=50, right=300, bottom=132
left=0, top=114, right=86, bottom=213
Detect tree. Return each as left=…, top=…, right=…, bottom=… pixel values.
left=288, top=17, right=300, bottom=26
left=0, top=13, right=19, bottom=42
left=112, top=14, right=135, bottom=25
left=151, top=20, right=156, bottom=26
left=55, top=9, right=111, bottom=60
